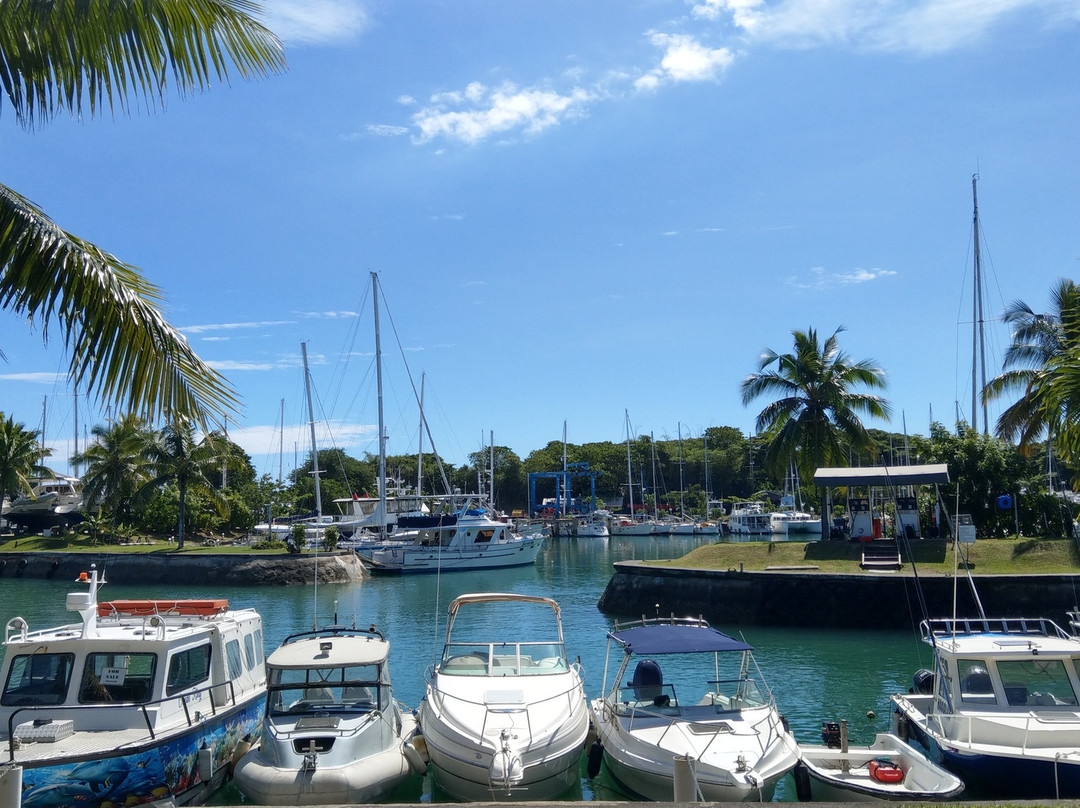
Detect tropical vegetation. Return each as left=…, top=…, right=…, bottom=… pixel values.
left=0, top=0, right=285, bottom=427
left=0, top=413, right=52, bottom=505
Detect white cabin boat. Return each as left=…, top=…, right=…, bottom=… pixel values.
left=609, top=518, right=655, bottom=536
left=770, top=510, right=823, bottom=538
left=356, top=497, right=543, bottom=574
left=418, top=593, right=589, bottom=800
left=577, top=510, right=610, bottom=538
left=728, top=502, right=772, bottom=536
left=794, top=731, right=964, bottom=802
left=589, top=616, right=799, bottom=801
left=233, top=625, right=425, bottom=804
left=891, top=616, right=1080, bottom=798
left=1, top=566, right=266, bottom=807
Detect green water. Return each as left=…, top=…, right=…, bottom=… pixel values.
left=0, top=537, right=934, bottom=801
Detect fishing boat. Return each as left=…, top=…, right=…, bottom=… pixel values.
left=793, top=727, right=964, bottom=802
left=233, top=624, right=425, bottom=804
left=589, top=615, right=799, bottom=801
left=891, top=616, right=1080, bottom=798
left=418, top=593, right=589, bottom=800
left=1, top=565, right=266, bottom=808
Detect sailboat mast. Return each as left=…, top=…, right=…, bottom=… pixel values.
left=72, top=391, right=78, bottom=477
left=417, top=373, right=425, bottom=495
left=562, top=420, right=568, bottom=516
left=678, top=422, right=685, bottom=520
left=301, top=342, right=322, bottom=519
left=703, top=431, right=711, bottom=521
left=625, top=410, right=634, bottom=518
left=372, top=272, right=388, bottom=538
left=489, top=430, right=495, bottom=508
left=972, top=174, right=989, bottom=434
left=650, top=431, right=659, bottom=520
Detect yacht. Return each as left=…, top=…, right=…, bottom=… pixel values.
left=4, top=475, right=83, bottom=532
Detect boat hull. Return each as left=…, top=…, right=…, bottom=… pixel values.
left=16, top=696, right=263, bottom=808
left=360, top=537, right=543, bottom=574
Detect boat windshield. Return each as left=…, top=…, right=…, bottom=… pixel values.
left=2, top=653, right=74, bottom=706
left=440, top=642, right=569, bottom=676
left=268, top=663, right=385, bottom=715
left=996, top=658, right=1079, bottom=707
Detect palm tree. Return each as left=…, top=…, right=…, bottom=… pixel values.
left=0, top=2, right=285, bottom=426
left=740, top=326, right=891, bottom=481
left=141, top=418, right=241, bottom=548
left=0, top=412, right=52, bottom=507
left=71, top=414, right=154, bottom=524
left=983, top=279, right=1080, bottom=462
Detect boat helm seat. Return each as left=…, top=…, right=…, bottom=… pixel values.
left=961, top=669, right=993, bottom=696
left=629, top=659, right=663, bottom=702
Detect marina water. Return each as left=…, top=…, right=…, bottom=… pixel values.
left=1, top=537, right=932, bottom=802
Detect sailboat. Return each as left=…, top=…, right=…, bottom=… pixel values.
left=353, top=273, right=543, bottom=574
left=609, top=411, right=653, bottom=536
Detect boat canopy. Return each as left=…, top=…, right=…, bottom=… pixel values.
left=813, top=463, right=950, bottom=487
left=611, top=624, right=752, bottom=655
left=269, top=635, right=390, bottom=668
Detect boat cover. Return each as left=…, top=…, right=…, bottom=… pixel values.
left=611, top=624, right=752, bottom=654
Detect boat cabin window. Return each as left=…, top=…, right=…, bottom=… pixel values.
left=79, top=652, right=156, bottom=704
left=2, top=653, right=74, bottom=706
left=997, top=659, right=1079, bottom=707
left=254, top=628, right=264, bottom=665
left=475, top=529, right=494, bottom=544
left=243, top=633, right=257, bottom=671
left=166, top=644, right=212, bottom=696
left=226, top=639, right=244, bottom=679
left=958, top=659, right=997, bottom=704
left=268, top=663, right=383, bottom=715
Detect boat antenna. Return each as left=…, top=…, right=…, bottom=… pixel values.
left=301, top=341, right=321, bottom=628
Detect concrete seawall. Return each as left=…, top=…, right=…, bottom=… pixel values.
left=0, top=551, right=365, bottom=586
left=598, top=562, right=1080, bottom=629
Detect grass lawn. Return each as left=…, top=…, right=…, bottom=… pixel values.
left=0, top=533, right=325, bottom=555
left=644, top=537, right=1080, bottom=575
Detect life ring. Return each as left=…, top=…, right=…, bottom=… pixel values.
left=868, top=758, right=904, bottom=784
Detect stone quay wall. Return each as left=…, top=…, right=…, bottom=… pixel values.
left=0, top=551, right=365, bottom=586
left=598, top=562, right=1080, bottom=629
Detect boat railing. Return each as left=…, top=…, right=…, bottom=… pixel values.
left=6, top=679, right=238, bottom=761
left=922, top=617, right=1073, bottom=641
left=927, top=708, right=1080, bottom=753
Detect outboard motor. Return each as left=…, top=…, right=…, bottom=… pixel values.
left=912, top=669, right=935, bottom=695
left=821, top=721, right=842, bottom=748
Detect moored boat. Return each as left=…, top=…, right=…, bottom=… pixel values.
left=891, top=616, right=1080, bottom=798
left=1, top=565, right=266, bottom=808
left=589, top=615, right=799, bottom=801
left=418, top=593, right=589, bottom=800
left=233, top=624, right=425, bottom=804
left=794, top=728, right=964, bottom=802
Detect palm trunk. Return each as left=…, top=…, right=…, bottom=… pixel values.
left=177, top=481, right=187, bottom=550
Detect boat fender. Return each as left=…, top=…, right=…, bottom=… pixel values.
left=404, top=737, right=428, bottom=775
left=780, top=714, right=790, bottom=733
left=792, top=761, right=812, bottom=802
left=868, top=758, right=904, bottom=784
left=586, top=740, right=604, bottom=779
left=894, top=710, right=909, bottom=741
left=229, top=733, right=253, bottom=775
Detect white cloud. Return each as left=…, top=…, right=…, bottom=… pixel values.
left=295, top=311, right=357, bottom=319
left=262, top=0, right=369, bottom=46
left=367, top=124, right=409, bottom=137
left=787, top=266, right=898, bottom=289
left=412, top=82, right=595, bottom=145
left=180, top=320, right=293, bottom=334
left=641, top=33, right=735, bottom=85
left=0, top=372, right=67, bottom=384
left=206, top=359, right=288, bottom=372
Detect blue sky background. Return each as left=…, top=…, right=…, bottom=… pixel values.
left=2, top=0, right=1079, bottom=480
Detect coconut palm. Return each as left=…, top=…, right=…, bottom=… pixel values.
left=71, top=414, right=154, bottom=524
left=982, top=279, right=1080, bottom=462
left=0, top=1, right=285, bottom=426
left=740, top=326, right=891, bottom=481
left=0, top=412, right=52, bottom=507
left=140, top=418, right=243, bottom=548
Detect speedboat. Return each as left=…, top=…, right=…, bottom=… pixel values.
left=793, top=728, right=964, bottom=802
left=356, top=497, right=543, bottom=574
left=891, top=616, right=1080, bottom=798
left=589, top=615, right=799, bottom=801
left=233, top=624, right=425, bottom=804
left=418, top=593, right=589, bottom=800
left=1, top=565, right=266, bottom=807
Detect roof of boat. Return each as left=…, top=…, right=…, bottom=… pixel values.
left=610, top=621, right=752, bottom=654
left=448, top=592, right=561, bottom=613
left=922, top=617, right=1080, bottom=656
left=268, top=633, right=390, bottom=668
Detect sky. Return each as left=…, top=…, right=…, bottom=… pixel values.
left=2, top=0, right=1080, bottom=483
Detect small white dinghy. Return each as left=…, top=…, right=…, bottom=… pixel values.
left=233, top=625, right=426, bottom=804
left=794, top=726, right=965, bottom=802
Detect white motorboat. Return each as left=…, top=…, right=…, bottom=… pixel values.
left=577, top=510, right=610, bottom=538
left=356, top=498, right=544, bottom=573
left=891, top=616, right=1080, bottom=798
left=609, top=517, right=655, bottom=536
left=770, top=510, right=823, bottom=538
left=728, top=502, right=772, bottom=536
left=1, top=565, right=266, bottom=807
left=793, top=730, right=964, bottom=802
left=418, top=593, right=589, bottom=800
left=589, top=616, right=799, bottom=801
left=693, top=521, right=720, bottom=536
left=233, top=625, right=425, bottom=804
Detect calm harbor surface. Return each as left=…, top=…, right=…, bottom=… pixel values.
left=1, top=536, right=929, bottom=802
